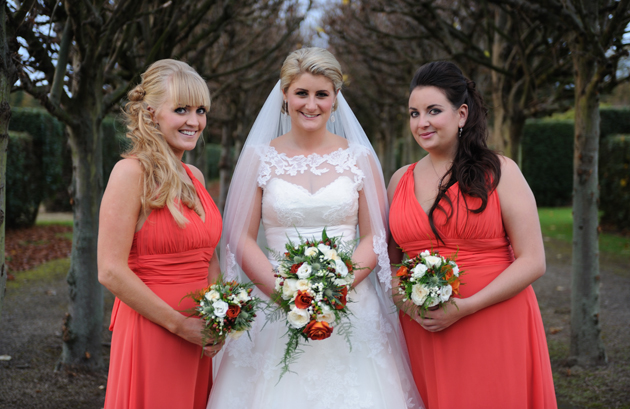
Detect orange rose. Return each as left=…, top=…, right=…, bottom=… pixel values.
left=333, top=286, right=348, bottom=310
left=396, top=266, right=409, bottom=277
left=444, top=269, right=454, bottom=281
left=303, top=320, right=333, bottom=340
left=345, top=260, right=353, bottom=273
left=294, top=290, right=314, bottom=309
left=450, top=278, right=461, bottom=296
left=226, top=304, right=241, bottom=319
left=290, top=262, right=303, bottom=275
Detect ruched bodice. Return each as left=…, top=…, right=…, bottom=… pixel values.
left=390, top=165, right=515, bottom=296
left=105, top=163, right=222, bottom=409
left=389, top=163, right=556, bottom=409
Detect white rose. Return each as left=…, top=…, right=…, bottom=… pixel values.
left=296, top=263, right=313, bottom=279
left=295, top=279, right=311, bottom=292
left=317, top=243, right=331, bottom=253
left=334, top=259, right=349, bottom=277
left=420, top=250, right=430, bottom=257
left=317, top=306, right=335, bottom=323
left=449, top=261, right=460, bottom=277
left=410, top=284, right=429, bottom=306
left=439, top=285, right=453, bottom=302
left=427, top=297, right=440, bottom=308
left=237, top=290, right=250, bottom=302
left=212, top=300, right=229, bottom=318
left=282, top=278, right=298, bottom=300
left=205, top=290, right=220, bottom=302
left=287, top=307, right=310, bottom=328
left=411, top=263, right=428, bottom=279
left=424, top=255, right=442, bottom=268
left=324, top=249, right=339, bottom=261
left=305, top=247, right=319, bottom=257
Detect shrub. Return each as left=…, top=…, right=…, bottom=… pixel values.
left=521, top=120, right=574, bottom=207
left=6, top=131, right=42, bottom=228
left=600, top=135, right=630, bottom=232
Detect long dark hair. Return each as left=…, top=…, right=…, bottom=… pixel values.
left=409, top=61, right=501, bottom=243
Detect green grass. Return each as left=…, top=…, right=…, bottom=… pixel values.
left=538, top=207, right=630, bottom=259
left=6, top=258, right=70, bottom=290
left=35, top=219, right=73, bottom=227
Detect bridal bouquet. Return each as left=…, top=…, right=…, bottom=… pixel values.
left=395, top=250, right=463, bottom=318
left=182, top=276, right=264, bottom=349
left=269, top=229, right=356, bottom=377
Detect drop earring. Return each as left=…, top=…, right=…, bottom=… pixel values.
left=283, top=100, right=288, bottom=114
left=458, top=127, right=462, bottom=138
left=331, top=112, right=335, bottom=123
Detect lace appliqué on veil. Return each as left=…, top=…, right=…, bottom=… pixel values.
left=373, top=232, right=392, bottom=290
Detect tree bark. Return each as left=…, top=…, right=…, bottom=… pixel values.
left=568, top=31, right=607, bottom=367
left=0, top=0, right=16, bottom=318
left=508, top=114, right=525, bottom=166
left=218, top=122, right=234, bottom=213
left=58, top=64, right=105, bottom=369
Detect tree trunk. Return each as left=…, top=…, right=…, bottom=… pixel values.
left=489, top=8, right=508, bottom=154
left=568, top=37, right=607, bottom=367
left=0, top=1, right=15, bottom=318
left=218, top=122, right=234, bottom=213
left=58, top=68, right=105, bottom=369
left=508, top=114, right=525, bottom=167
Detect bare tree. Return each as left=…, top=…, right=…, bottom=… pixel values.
left=324, top=0, right=574, bottom=162
left=0, top=0, right=34, bottom=317
left=486, top=0, right=630, bottom=367
left=6, top=0, right=247, bottom=370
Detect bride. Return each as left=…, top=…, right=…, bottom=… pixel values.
left=207, top=47, right=423, bottom=409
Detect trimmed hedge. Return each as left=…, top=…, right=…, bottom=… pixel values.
left=7, top=109, right=65, bottom=227
left=6, top=131, right=42, bottom=228
left=522, top=108, right=630, bottom=207
left=521, top=120, right=574, bottom=206
left=600, top=135, right=630, bottom=231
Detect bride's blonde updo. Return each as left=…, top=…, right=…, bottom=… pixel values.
left=280, top=47, right=343, bottom=112
left=123, top=59, right=211, bottom=227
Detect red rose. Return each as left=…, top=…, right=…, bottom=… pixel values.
left=396, top=266, right=409, bottom=277
left=333, top=286, right=348, bottom=310
left=226, top=304, right=241, bottom=318
left=290, top=262, right=303, bottom=275
left=303, top=320, right=333, bottom=340
left=294, top=290, right=314, bottom=309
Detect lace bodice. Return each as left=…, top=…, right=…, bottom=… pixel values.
left=257, top=145, right=367, bottom=252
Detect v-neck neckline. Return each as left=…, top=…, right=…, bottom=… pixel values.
left=408, top=162, right=458, bottom=217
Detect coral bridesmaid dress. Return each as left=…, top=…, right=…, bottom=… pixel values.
left=104, top=164, right=222, bottom=409
left=390, top=163, right=556, bottom=409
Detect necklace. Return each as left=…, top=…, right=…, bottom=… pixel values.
left=428, top=155, right=441, bottom=179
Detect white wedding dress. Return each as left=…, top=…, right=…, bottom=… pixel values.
left=207, top=145, right=421, bottom=409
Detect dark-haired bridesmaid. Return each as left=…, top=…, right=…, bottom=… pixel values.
left=388, top=61, right=557, bottom=408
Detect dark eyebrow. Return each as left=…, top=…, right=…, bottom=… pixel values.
left=409, top=107, right=418, bottom=111
left=427, top=104, right=444, bottom=109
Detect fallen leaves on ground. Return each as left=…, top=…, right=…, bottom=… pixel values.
left=5, top=225, right=73, bottom=273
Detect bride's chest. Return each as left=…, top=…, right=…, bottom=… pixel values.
left=262, top=176, right=359, bottom=227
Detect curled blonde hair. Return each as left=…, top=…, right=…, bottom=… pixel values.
left=123, top=59, right=211, bottom=227
left=280, top=47, right=343, bottom=112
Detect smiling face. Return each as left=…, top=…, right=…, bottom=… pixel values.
left=283, top=73, right=336, bottom=135
left=409, top=86, right=467, bottom=157
left=154, top=97, right=207, bottom=159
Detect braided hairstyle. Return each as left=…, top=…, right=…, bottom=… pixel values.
left=123, top=59, right=211, bottom=227
left=409, top=61, right=501, bottom=243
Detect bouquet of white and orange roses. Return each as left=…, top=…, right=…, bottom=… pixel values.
left=395, top=250, right=463, bottom=318
left=183, top=276, right=264, bottom=350
left=268, top=229, right=357, bottom=377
